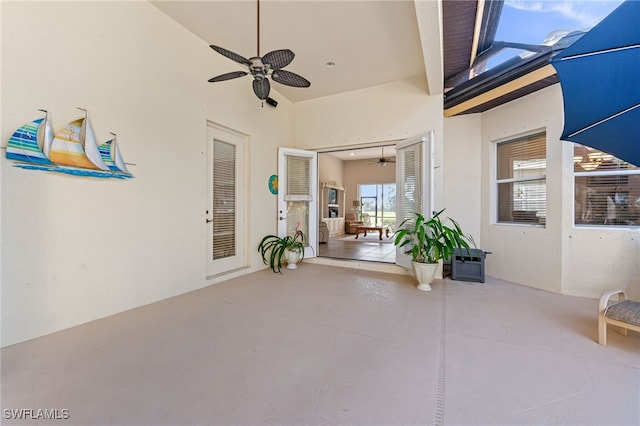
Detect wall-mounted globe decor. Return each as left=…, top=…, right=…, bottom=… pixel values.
left=268, top=174, right=278, bottom=194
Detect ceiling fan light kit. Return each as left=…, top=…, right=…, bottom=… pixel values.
left=208, top=0, right=310, bottom=104
left=370, top=146, right=396, bottom=167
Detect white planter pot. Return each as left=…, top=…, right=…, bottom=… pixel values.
left=412, top=261, right=439, bottom=291
left=285, top=250, right=301, bottom=269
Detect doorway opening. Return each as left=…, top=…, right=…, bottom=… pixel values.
left=317, top=144, right=397, bottom=263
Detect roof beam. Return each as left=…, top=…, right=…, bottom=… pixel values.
left=444, top=64, right=557, bottom=117
left=415, top=0, right=444, bottom=95
left=469, top=0, right=486, bottom=66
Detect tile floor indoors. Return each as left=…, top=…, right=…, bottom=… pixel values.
left=1, top=264, right=638, bottom=426
left=319, top=233, right=396, bottom=263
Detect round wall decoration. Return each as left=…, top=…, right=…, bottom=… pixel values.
left=268, top=174, right=278, bottom=194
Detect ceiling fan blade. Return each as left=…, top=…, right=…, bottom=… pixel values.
left=252, top=78, right=270, bottom=100
left=271, top=70, right=311, bottom=88
left=262, top=49, right=294, bottom=70
left=210, top=45, right=251, bottom=66
left=208, top=71, right=248, bottom=82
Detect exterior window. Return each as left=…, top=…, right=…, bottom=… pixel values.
left=496, top=132, right=546, bottom=225
left=358, top=183, right=397, bottom=229
left=574, top=144, right=640, bottom=227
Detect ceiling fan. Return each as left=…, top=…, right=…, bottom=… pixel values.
left=370, top=147, right=396, bottom=167
left=207, top=0, right=311, bottom=102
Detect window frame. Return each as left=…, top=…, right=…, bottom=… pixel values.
left=494, top=130, right=547, bottom=226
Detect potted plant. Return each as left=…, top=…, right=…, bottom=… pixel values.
left=394, top=208, right=473, bottom=291
left=258, top=227, right=308, bottom=273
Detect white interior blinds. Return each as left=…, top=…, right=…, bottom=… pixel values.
left=212, top=139, right=236, bottom=260
left=284, top=154, right=312, bottom=201
left=397, top=142, right=424, bottom=227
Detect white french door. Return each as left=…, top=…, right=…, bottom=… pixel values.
left=395, top=131, right=434, bottom=268
left=206, top=123, right=247, bottom=276
left=277, top=147, right=318, bottom=258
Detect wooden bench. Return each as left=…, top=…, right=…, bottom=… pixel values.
left=598, top=290, right=640, bottom=346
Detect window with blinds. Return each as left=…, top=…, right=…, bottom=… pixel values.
left=284, top=154, right=312, bottom=201
left=574, top=144, right=640, bottom=227
left=212, top=139, right=236, bottom=260
left=496, top=132, right=546, bottom=225
left=397, top=143, right=423, bottom=228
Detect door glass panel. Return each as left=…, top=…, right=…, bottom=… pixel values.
left=287, top=201, right=309, bottom=237
left=212, top=139, right=236, bottom=260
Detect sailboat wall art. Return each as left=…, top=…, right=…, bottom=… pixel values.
left=5, top=108, right=134, bottom=179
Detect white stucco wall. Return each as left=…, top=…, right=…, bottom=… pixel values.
left=481, top=85, right=639, bottom=299
left=443, top=114, right=482, bottom=243
left=481, top=86, right=564, bottom=294
left=1, top=1, right=291, bottom=346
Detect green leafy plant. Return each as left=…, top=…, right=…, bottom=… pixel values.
left=258, top=229, right=307, bottom=273
left=393, top=208, right=474, bottom=264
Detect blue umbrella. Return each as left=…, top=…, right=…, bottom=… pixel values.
left=551, top=0, right=640, bottom=167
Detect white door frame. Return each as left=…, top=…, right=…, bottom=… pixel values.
left=277, top=147, right=318, bottom=258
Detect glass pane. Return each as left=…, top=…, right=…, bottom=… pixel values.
left=287, top=201, right=309, bottom=239
left=573, top=144, right=639, bottom=173
left=285, top=155, right=310, bottom=196
left=212, top=140, right=236, bottom=260
left=358, top=184, right=397, bottom=229
left=575, top=175, right=640, bottom=226
left=498, top=179, right=546, bottom=224
left=360, top=196, right=376, bottom=225
left=495, top=2, right=622, bottom=46
left=497, top=133, right=546, bottom=180
left=382, top=184, right=397, bottom=230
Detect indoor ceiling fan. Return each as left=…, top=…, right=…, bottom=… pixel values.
left=207, top=0, right=311, bottom=102
left=370, top=147, right=396, bottom=167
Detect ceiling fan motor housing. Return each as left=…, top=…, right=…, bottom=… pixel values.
left=249, top=57, right=268, bottom=78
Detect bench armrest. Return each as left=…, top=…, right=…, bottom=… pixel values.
left=599, top=290, right=626, bottom=314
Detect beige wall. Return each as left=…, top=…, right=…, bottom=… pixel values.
left=318, top=153, right=344, bottom=186
left=1, top=1, right=291, bottom=346
left=343, top=159, right=396, bottom=211
left=480, top=85, right=640, bottom=300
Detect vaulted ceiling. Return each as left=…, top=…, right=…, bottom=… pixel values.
left=152, top=0, right=559, bottom=116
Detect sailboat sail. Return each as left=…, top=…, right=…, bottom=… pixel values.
left=6, top=110, right=54, bottom=165
left=49, top=109, right=110, bottom=171
left=6, top=109, right=133, bottom=179
left=99, top=133, right=131, bottom=175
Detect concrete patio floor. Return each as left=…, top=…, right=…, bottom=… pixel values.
left=1, top=264, right=638, bottom=425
